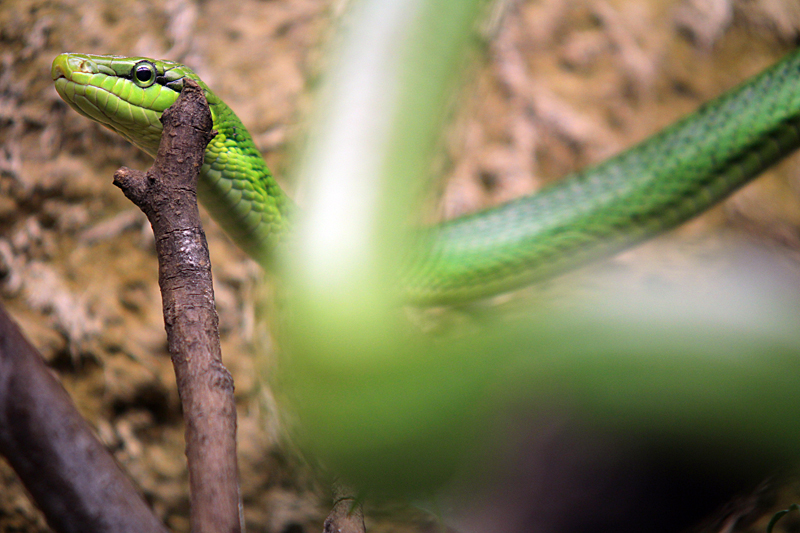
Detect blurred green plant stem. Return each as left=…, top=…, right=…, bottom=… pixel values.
left=278, top=0, right=800, bottom=498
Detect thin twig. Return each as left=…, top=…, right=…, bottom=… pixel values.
left=324, top=481, right=366, bottom=533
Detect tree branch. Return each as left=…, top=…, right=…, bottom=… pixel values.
left=0, top=303, right=169, bottom=533
left=113, top=79, right=242, bottom=533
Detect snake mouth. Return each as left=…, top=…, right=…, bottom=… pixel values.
left=51, top=53, right=78, bottom=82
left=51, top=53, right=102, bottom=84
left=51, top=54, right=70, bottom=82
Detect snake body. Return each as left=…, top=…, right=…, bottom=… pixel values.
left=52, top=51, right=800, bottom=303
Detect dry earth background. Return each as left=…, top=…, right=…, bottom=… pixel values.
left=2, top=0, right=800, bottom=531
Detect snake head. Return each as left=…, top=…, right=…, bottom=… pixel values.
left=52, top=53, right=211, bottom=157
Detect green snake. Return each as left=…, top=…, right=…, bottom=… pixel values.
left=51, top=51, right=800, bottom=304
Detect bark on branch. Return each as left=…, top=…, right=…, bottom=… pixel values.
left=113, top=79, right=242, bottom=533
left=0, top=303, right=170, bottom=533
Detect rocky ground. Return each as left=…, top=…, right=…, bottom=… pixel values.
left=2, top=0, right=800, bottom=531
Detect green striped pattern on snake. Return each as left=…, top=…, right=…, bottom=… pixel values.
left=52, top=51, right=800, bottom=303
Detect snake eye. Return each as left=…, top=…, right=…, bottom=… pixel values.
left=132, top=61, right=157, bottom=87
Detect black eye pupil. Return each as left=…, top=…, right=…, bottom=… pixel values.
left=135, top=66, right=153, bottom=82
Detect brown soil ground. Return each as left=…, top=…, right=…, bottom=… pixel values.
left=2, top=0, right=800, bottom=531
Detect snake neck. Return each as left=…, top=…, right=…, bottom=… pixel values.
left=200, top=98, right=294, bottom=266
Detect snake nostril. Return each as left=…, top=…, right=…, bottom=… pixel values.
left=67, top=56, right=98, bottom=74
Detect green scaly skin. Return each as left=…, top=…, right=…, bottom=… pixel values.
left=52, top=51, right=800, bottom=304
